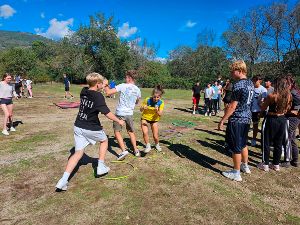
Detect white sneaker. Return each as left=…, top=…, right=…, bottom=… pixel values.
left=97, top=164, right=110, bottom=175
left=55, top=178, right=68, bottom=191
left=209, top=113, right=212, bottom=117
left=117, top=150, right=129, bottom=161
left=204, top=112, right=208, bottom=117
left=222, top=170, right=242, bottom=182
left=28, top=96, right=32, bottom=99
left=134, top=150, right=141, bottom=157
left=270, top=164, right=280, bottom=171
left=2, top=130, right=9, bottom=136
left=257, top=162, right=269, bottom=172
left=240, top=163, right=251, bottom=174
left=192, top=111, right=196, bottom=115
left=10, top=127, right=16, bottom=132
left=155, top=144, right=162, bottom=152
left=144, top=143, right=151, bottom=153
left=251, top=139, right=256, bottom=147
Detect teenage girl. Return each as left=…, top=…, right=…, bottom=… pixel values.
left=0, top=74, right=18, bottom=136
left=140, top=85, right=165, bottom=153
left=258, top=76, right=291, bottom=171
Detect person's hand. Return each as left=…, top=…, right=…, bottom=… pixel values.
left=218, top=120, right=224, bottom=131
left=103, top=79, right=109, bottom=87
left=143, top=105, right=148, bottom=110
left=155, top=105, right=159, bottom=111
left=118, top=119, right=125, bottom=127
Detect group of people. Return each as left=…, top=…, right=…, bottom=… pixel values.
left=217, top=60, right=299, bottom=182
left=56, top=70, right=165, bottom=191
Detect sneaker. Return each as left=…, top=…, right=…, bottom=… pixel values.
left=251, top=139, right=256, bottom=147
left=10, top=127, right=16, bottom=132
left=270, top=164, right=280, bottom=171
left=28, top=96, right=32, bottom=99
left=2, top=130, right=9, bottom=136
left=97, top=164, right=110, bottom=175
left=240, top=163, right=251, bottom=174
left=209, top=113, right=212, bottom=117
left=155, top=144, right=162, bottom=152
left=257, top=162, right=269, bottom=172
left=55, top=178, right=68, bottom=191
left=192, top=111, right=196, bottom=115
left=117, top=150, right=129, bottom=161
left=204, top=112, right=208, bottom=117
left=144, top=143, right=151, bottom=153
left=134, top=150, right=141, bottom=157
left=222, top=170, right=242, bottom=182
left=280, top=161, right=291, bottom=168
left=290, top=161, right=299, bottom=167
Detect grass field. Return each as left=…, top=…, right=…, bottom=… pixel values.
left=0, top=83, right=299, bottom=225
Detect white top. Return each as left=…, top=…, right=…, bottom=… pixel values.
left=0, top=82, right=17, bottom=98
left=251, top=85, right=267, bottom=112
left=26, top=80, right=32, bottom=87
left=115, top=83, right=141, bottom=116
left=204, top=87, right=215, bottom=99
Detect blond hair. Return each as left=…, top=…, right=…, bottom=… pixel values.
left=230, top=60, right=247, bottom=74
left=86, top=72, right=104, bottom=87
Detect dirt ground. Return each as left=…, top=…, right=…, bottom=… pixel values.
left=0, top=84, right=299, bottom=225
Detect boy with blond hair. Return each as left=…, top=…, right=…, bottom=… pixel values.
left=218, top=60, right=254, bottom=181
left=104, top=70, right=141, bottom=160
left=55, top=73, right=125, bottom=191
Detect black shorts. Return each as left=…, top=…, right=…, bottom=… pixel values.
left=141, top=119, right=157, bottom=125
left=65, top=86, right=70, bottom=92
left=225, top=121, right=250, bottom=154
left=0, top=98, right=13, bottom=105
left=252, top=112, right=260, bottom=123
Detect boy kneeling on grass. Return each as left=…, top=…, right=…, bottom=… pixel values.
left=55, top=73, right=125, bottom=191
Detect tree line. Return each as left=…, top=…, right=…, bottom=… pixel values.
left=0, top=1, right=299, bottom=88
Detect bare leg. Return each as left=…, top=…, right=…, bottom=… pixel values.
left=114, top=130, right=126, bottom=153
left=98, top=139, right=108, bottom=161
left=241, top=146, right=248, bottom=164
left=1, top=104, right=9, bottom=131
left=141, top=120, right=149, bottom=144
left=65, top=150, right=84, bottom=174
left=232, top=153, right=242, bottom=171
left=150, top=122, right=159, bottom=145
left=7, top=104, right=13, bottom=127
left=128, top=131, right=138, bottom=152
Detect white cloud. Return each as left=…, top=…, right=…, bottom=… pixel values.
left=186, top=20, right=197, bottom=28
left=35, top=18, right=74, bottom=40
left=40, top=12, right=45, bottom=19
left=0, top=4, right=16, bottom=19
left=117, top=22, right=138, bottom=38
left=153, top=57, right=167, bottom=64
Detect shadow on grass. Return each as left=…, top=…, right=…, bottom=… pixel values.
left=160, top=140, right=231, bottom=174
left=195, top=128, right=225, bottom=138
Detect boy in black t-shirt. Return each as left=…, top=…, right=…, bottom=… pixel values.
left=192, top=82, right=201, bottom=114
left=55, top=73, right=125, bottom=191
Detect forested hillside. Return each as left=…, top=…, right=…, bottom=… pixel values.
left=0, top=30, right=51, bottom=50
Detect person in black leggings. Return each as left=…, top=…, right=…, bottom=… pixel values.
left=258, top=76, right=291, bottom=172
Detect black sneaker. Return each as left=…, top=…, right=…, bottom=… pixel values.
left=291, top=161, right=299, bottom=167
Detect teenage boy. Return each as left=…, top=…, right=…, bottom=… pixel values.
left=251, top=76, right=267, bottom=147
left=192, top=82, right=201, bottom=115
left=265, top=78, right=274, bottom=96
left=204, top=83, right=215, bottom=116
left=218, top=60, right=254, bottom=182
left=212, top=81, right=219, bottom=115
left=55, top=73, right=125, bottom=191
left=63, top=73, right=74, bottom=99
left=104, top=70, right=142, bottom=160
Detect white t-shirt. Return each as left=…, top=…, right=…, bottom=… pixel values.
left=115, top=83, right=141, bottom=116
left=204, top=87, right=215, bottom=99
left=26, top=80, right=32, bottom=87
left=251, top=85, right=267, bottom=112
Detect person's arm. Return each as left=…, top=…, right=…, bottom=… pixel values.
left=260, top=95, right=271, bottom=111
left=218, top=101, right=238, bottom=130
left=155, top=101, right=164, bottom=117
left=103, top=80, right=118, bottom=96
left=140, top=99, right=147, bottom=112
left=105, top=112, right=125, bottom=126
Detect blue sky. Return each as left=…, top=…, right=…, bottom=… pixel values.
left=0, top=0, right=297, bottom=58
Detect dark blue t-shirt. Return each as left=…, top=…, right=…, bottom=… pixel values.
left=229, top=79, right=254, bottom=124
left=64, top=77, right=70, bottom=87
